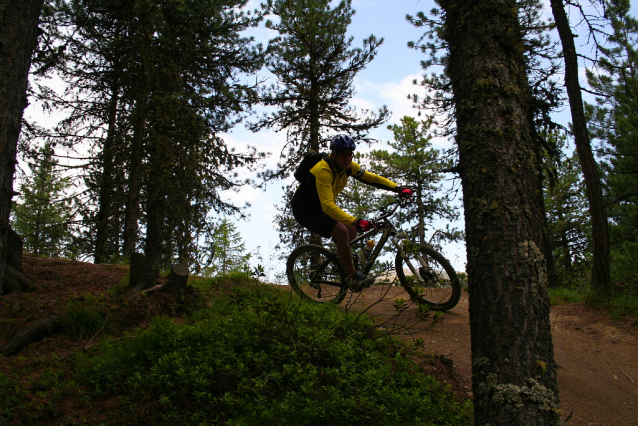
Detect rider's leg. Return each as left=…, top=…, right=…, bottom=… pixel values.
left=331, top=222, right=357, bottom=279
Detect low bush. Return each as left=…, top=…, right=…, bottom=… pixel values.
left=78, top=283, right=472, bottom=425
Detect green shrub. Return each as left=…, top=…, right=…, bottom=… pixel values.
left=548, top=287, right=587, bottom=305
left=62, top=294, right=107, bottom=339
left=77, top=285, right=472, bottom=425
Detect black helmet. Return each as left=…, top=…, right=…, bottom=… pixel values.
left=329, top=134, right=356, bottom=151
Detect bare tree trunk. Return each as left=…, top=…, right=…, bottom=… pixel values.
left=549, top=0, right=611, bottom=297
left=0, top=0, right=44, bottom=294
left=122, top=103, right=146, bottom=257
left=94, top=81, right=120, bottom=263
left=438, top=0, right=562, bottom=423
left=129, top=251, right=155, bottom=292
left=145, top=195, right=163, bottom=274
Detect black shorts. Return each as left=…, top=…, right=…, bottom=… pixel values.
left=291, top=189, right=337, bottom=239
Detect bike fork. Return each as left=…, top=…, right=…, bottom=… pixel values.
left=392, top=232, right=428, bottom=283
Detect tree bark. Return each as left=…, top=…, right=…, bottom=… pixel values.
left=94, top=80, right=121, bottom=264
left=0, top=314, right=60, bottom=356
left=145, top=196, right=163, bottom=274
left=549, top=0, right=611, bottom=297
left=0, top=0, right=44, bottom=294
left=122, top=106, right=145, bottom=257
left=129, top=251, right=155, bottom=292
left=161, top=263, right=189, bottom=293
left=438, top=0, right=562, bottom=424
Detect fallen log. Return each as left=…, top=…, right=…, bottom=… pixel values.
left=0, top=314, right=61, bottom=356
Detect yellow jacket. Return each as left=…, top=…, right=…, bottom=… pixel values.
left=305, top=158, right=398, bottom=226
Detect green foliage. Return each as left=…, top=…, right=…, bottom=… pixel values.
left=0, top=358, right=80, bottom=424
left=198, top=218, right=251, bottom=276
left=11, top=142, right=77, bottom=258
left=77, top=285, right=472, bottom=425
left=371, top=116, right=462, bottom=247
left=586, top=0, right=638, bottom=292
left=547, top=287, right=588, bottom=305
left=550, top=284, right=638, bottom=321
left=541, top=131, right=592, bottom=287
left=62, top=293, right=108, bottom=339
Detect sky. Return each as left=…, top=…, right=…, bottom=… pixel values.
left=217, top=0, right=466, bottom=279
left=23, top=0, right=633, bottom=279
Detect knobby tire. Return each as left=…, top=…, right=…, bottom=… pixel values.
left=395, top=243, right=461, bottom=311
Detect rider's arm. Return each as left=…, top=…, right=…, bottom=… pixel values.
left=350, top=162, right=398, bottom=191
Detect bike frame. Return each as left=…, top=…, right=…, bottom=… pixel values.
left=346, top=202, right=432, bottom=284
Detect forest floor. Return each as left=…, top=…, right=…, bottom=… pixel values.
left=1, top=256, right=637, bottom=425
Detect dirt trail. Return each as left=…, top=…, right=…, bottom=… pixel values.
left=342, top=286, right=638, bottom=426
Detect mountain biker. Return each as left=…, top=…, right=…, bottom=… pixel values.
left=291, top=134, right=413, bottom=290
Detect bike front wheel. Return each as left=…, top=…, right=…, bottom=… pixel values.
left=395, top=243, right=461, bottom=311
left=287, top=244, right=347, bottom=304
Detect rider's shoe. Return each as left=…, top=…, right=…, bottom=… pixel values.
left=349, top=272, right=375, bottom=292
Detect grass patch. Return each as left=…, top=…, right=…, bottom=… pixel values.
left=73, top=282, right=472, bottom=425
left=549, top=285, right=638, bottom=325
left=548, top=287, right=587, bottom=305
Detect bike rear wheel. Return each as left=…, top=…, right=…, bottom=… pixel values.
left=395, top=243, right=461, bottom=311
left=287, top=244, right=347, bottom=304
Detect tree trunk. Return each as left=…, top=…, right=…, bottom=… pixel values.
left=129, top=251, right=155, bottom=292
left=539, top=176, right=558, bottom=288
left=549, top=0, right=611, bottom=297
left=438, top=0, right=562, bottom=424
left=122, top=104, right=146, bottom=256
left=3, top=265, right=35, bottom=294
left=0, top=0, right=44, bottom=294
left=144, top=143, right=165, bottom=274
left=94, top=81, right=120, bottom=264
left=145, top=195, right=163, bottom=275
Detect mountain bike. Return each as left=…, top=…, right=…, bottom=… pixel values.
left=286, top=200, right=462, bottom=311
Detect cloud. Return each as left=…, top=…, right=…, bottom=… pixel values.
left=354, top=73, right=435, bottom=125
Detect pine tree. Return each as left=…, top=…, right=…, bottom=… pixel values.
left=250, top=0, right=390, bottom=180
left=11, top=143, right=75, bottom=258
left=369, top=116, right=461, bottom=247
left=586, top=0, right=638, bottom=288
left=543, top=132, right=592, bottom=286
left=53, top=0, right=266, bottom=265
left=202, top=218, right=250, bottom=276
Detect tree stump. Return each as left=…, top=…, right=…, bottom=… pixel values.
left=1, top=227, right=35, bottom=295
left=162, top=263, right=189, bottom=294
left=0, top=314, right=60, bottom=356
left=6, top=227, right=23, bottom=270
left=129, top=252, right=155, bottom=292
left=3, top=265, right=35, bottom=294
